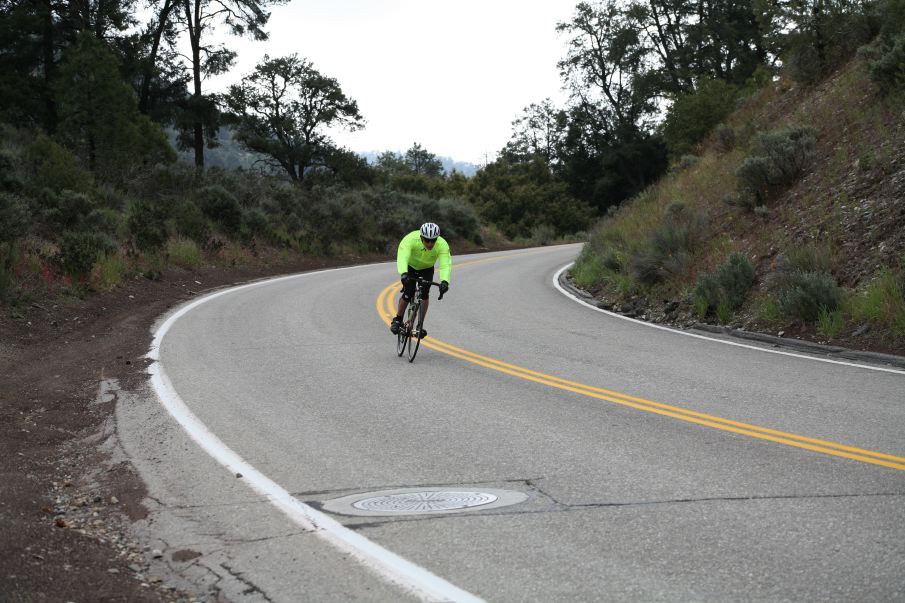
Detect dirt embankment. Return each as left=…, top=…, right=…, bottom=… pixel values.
left=0, top=255, right=387, bottom=601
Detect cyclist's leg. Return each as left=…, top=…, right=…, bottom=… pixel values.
left=416, top=267, right=434, bottom=336
left=394, top=265, right=419, bottom=320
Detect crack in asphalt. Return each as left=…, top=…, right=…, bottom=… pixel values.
left=221, top=562, right=275, bottom=603
left=292, top=476, right=545, bottom=498
left=332, top=476, right=905, bottom=530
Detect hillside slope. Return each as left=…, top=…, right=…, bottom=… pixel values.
left=570, top=53, right=905, bottom=355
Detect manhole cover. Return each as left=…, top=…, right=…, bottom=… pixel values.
left=321, top=487, right=528, bottom=517
left=353, top=491, right=498, bottom=513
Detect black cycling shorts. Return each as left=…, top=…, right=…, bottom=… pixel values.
left=402, top=266, right=435, bottom=301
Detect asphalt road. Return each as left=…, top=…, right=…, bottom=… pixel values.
left=125, top=244, right=905, bottom=601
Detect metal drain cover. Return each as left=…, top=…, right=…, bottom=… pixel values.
left=322, top=487, right=528, bottom=517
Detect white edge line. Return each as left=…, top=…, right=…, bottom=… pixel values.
left=146, top=264, right=484, bottom=603
left=553, top=262, right=905, bottom=377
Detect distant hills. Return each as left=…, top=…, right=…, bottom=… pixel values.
left=356, top=151, right=480, bottom=177
left=168, top=129, right=480, bottom=177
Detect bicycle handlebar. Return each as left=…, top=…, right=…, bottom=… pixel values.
left=409, top=276, right=445, bottom=301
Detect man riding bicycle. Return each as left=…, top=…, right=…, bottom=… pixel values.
left=390, top=222, right=451, bottom=337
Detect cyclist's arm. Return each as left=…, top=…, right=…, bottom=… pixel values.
left=437, top=243, right=451, bottom=283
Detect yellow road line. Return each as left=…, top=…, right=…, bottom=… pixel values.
left=376, top=278, right=905, bottom=471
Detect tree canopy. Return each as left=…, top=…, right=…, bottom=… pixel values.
left=224, top=54, right=364, bottom=182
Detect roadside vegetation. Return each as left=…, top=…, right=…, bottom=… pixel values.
left=571, top=0, right=905, bottom=351
left=1, top=0, right=903, bottom=354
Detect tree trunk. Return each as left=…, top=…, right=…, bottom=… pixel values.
left=39, top=0, right=57, bottom=133
left=185, top=0, right=204, bottom=169
left=139, top=0, right=176, bottom=114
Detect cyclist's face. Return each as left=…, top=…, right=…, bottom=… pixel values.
left=421, top=236, right=436, bottom=249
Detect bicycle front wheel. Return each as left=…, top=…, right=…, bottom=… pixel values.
left=407, top=305, right=424, bottom=363
left=395, top=323, right=408, bottom=357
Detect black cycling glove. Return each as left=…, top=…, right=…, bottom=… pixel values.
left=400, top=272, right=409, bottom=284
left=439, top=280, right=449, bottom=294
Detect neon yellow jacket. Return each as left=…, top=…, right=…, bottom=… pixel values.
left=396, top=230, right=452, bottom=282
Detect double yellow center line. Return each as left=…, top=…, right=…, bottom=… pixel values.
left=376, top=269, right=905, bottom=471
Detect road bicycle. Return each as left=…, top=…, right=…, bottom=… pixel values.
left=396, top=276, right=445, bottom=363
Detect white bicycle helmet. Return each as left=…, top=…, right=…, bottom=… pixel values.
left=420, top=222, right=440, bottom=239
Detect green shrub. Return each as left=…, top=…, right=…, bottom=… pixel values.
left=778, top=271, right=843, bottom=322
left=663, top=79, right=738, bottom=158
left=82, top=208, right=122, bottom=239
left=0, top=149, right=24, bottom=193
left=242, top=207, right=271, bottom=238
left=128, top=199, right=170, bottom=252
left=693, top=252, right=756, bottom=317
left=172, top=201, right=211, bottom=245
left=25, top=135, right=93, bottom=194
left=196, top=185, right=242, bottom=234
left=850, top=270, right=905, bottom=332
left=630, top=203, right=707, bottom=285
left=717, top=252, right=756, bottom=309
left=601, top=250, right=623, bottom=272
left=713, top=124, right=736, bottom=152
left=571, top=245, right=606, bottom=289
left=785, top=9, right=878, bottom=85
left=817, top=308, right=845, bottom=338
left=92, top=251, right=129, bottom=290
left=530, top=223, right=556, bottom=246
left=736, top=127, right=817, bottom=204
left=58, top=230, right=117, bottom=278
left=167, top=238, right=202, bottom=269
left=784, top=245, right=834, bottom=275
left=36, top=189, right=95, bottom=231
left=0, top=193, right=30, bottom=246
left=693, top=273, right=723, bottom=317
left=862, top=33, right=905, bottom=94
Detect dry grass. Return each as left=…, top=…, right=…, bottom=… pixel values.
left=573, top=50, right=905, bottom=351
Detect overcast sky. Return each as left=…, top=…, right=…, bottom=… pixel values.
left=207, top=0, right=579, bottom=165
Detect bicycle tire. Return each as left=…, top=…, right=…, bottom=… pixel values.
left=399, top=301, right=418, bottom=359
left=408, top=303, right=424, bottom=363
left=395, top=323, right=408, bottom=356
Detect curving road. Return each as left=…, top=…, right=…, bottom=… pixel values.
left=127, top=244, right=905, bottom=601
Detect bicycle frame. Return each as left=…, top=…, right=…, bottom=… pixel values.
left=395, top=276, right=444, bottom=362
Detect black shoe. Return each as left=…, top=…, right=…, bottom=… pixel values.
left=390, top=316, right=402, bottom=335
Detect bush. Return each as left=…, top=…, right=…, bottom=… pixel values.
left=736, top=127, right=817, bottom=204
left=693, top=273, right=723, bottom=317
left=91, top=251, right=129, bottom=290
left=0, top=193, right=30, bottom=246
left=58, top=230, right=117, bottom=278
left=35, top=189, right=95, bottom=232
left=243, top=207, right=270, bottom=239
left=862, top=33, right=905, bottom=94
left=713, top=124, right=736, bottom=153
left=0, top=148, right=23, bottom=193
left=778, top=271, right=843, bottom=322
left=717, top=252, right=756, bottom=309
left=25, top=135, right=93, bottom=194
left=693, top=252, right=756, bottom=317
left=128, top=199, right=170, bottom=252
left=167, top=238, right=202, bottom=269
left=850, top=269, right=905, bottom=332
left=82, top=208, right=122, bottom=239
left=172, top=201, right=211, bottom=245
left=196, top=185, right=242, bottom=235
left=571, top=244, right=607, bottom=289
left=663, top=79, right=738, bottom=158
left=630, top=203, right=707, bottom=285
left=785, top=8, right=879, bottom=85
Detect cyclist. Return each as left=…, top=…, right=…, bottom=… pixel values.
left=390, top=222, right=451, bottom=337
